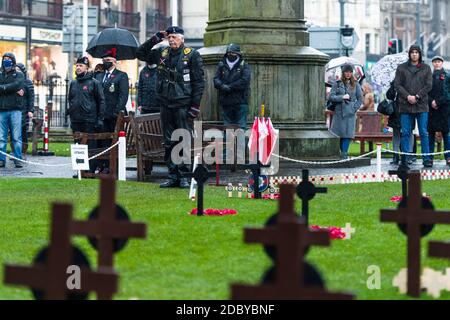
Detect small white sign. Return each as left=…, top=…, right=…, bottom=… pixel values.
left=71, top=144, right=90, bottom=171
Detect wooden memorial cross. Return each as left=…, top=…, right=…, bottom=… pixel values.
left=296, top=169, right=327, bottom=225
left=182, top=164, right=215, bottom=216
left=231, top=184, right=353, bottom=299
left=70, top=177, right=147, bottom=269
left=4, top=204, right=118, bottom=300
left=380, top=172, right=450, bottom=297
left=388, top=166, right=411, bottom=198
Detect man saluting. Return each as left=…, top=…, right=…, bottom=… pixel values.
left=136, top=26, right=205, bottom=188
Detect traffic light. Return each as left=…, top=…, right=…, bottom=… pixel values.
left=388, top=41, right=396, bottom=54
left=387, top=38, right=402, bottom=55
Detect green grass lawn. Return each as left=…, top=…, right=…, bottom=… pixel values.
left=0, top=178, right=449, bottom=300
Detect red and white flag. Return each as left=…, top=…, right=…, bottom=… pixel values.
left=248, top=117, right=259, bottom=162
left=258, top=117, right=269, bottom=164
left=263, top=117, right=279, bottom=165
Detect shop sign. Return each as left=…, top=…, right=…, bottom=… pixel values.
left=32, top=28, right=63, bottom=43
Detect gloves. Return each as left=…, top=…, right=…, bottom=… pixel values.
left=187, top=106, right=201, bottom=119
left=221, top=84, right=232, bottom=93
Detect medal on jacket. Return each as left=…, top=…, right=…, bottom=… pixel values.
left=109, top=83, right=115, bottom=93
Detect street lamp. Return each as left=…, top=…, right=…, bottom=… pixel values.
left=340, top=25, right=355, bottom=57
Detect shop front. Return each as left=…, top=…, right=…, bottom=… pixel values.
left=0, top=24, right=27, bottom=65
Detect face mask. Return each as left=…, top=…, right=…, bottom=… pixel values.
left=227, top=54, right=238, bottom=62
left=2, top=60, right=13, bottom=69
left=103, top=61, right=113, bottom=70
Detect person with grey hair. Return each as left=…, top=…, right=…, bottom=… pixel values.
left=136, top=26, right=205, bottom=188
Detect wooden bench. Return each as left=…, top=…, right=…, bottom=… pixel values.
left=196, top=123, right=241, bottom=172
left=325, top=110, right=393, bottom=155
left=73, top=112, right=134, bottom=178
left=133, top=113, right=165, bottom=181
left=354, top=111, right=392, bottom=154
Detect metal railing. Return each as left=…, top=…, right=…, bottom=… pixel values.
left=0, top=0, right=63, bottom=21
left=33, top=80, right=138, bottom=129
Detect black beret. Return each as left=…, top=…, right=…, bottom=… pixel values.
left=76, top=56, right=89, bottom=66
left=166, top=26, right=184, bottom=35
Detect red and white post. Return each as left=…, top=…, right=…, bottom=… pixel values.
left=38, top=105, right=54, bottom=156
left=118, top=131, right=126, bottom=181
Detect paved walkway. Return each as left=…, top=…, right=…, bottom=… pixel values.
left=1, top=155, right=448, bottom=184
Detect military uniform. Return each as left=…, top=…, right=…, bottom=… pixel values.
left=136, top=26, right=205, bottom=187
left=94, top=63, right=129, bottom=173
left=94, top=68, right=129, bottom=132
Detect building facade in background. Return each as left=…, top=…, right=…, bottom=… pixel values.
left=0, top=0, right=172, bottom=84
left=305, top=0, right=382, bottom=67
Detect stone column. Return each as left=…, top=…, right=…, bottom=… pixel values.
left=198, top=0, right=339, bottom=159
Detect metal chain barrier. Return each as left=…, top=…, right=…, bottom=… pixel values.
left=381, top=148, right=450, bottom=157
left=271, top=150, right=378, bottom=165
left=0, top=142, right=120, bottom=168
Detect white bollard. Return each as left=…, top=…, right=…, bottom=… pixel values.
left=118, top=131, right=126, bottom=181
left=376, top=143, right=382, bottom=182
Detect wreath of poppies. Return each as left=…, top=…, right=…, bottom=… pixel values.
left=310, top=225, right=346, bottom=240
left=190, top=208, right=238, bottom=216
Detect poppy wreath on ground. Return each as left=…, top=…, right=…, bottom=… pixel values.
left=310, top=225, right=346, bottom=240
left=190, top=208, right=238, bottom=216
left=390, top=194, right=431, bottom=203
left=249, top=194, right=280, bottom=200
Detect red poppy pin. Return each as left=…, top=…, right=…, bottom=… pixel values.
left=110, top=74, right=115, bottom=78
left=83, top=85, right=88, bottom=91
left=440, top=73, right=445, bottom=80
left=145, top=73, right=149, bottom=78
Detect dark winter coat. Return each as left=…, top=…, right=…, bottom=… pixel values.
left=20, top=77, right=35, bottom=114
left=428, top=69, right=450, bottom=132
left=68, top=72, right=106, bottom=124
left=386, top=81, right=401, bottom=129
left=394, top=61, right=432, bottom=114
left=0, top=53, right=24, bottom=111
left=94, top=68, right=129, bottom=119
left=213, top=57, right=251, bottom=107
left=137, top=65, right=158, bottom=112
left=136, top=36, right=205, bottom=108
left=329, top=80, right=363, bottom=138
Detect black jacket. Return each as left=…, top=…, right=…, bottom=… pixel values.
left=386, top=81, right=401, bottom=129
left=20, top=77, right=35, bottom=114
left=0, top=53, right=24, bottom=111
left=68, top=72, right=106, bottom=124
left=213, top=57, right=251, bottom=107
left=137, top=35, right=205, bottom=108
left=428, top=69, right=449, bottom=132
left=137, top=65, right=158, bottom=111
left=94, top=68, right=129, bottom=119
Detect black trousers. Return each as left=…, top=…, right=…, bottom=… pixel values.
left=71, top=122, right=98, bottom=171
left=97, top=117, right=117, bottom=170
left=160, top=106, right=191, bottom=181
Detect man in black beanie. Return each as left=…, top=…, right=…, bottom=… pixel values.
left=68, top=56, right=106, bottom=175
left=394, top=45, right=433, bottom=168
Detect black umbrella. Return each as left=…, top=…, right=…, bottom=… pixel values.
left=86, top=27, right=140, bottom=60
